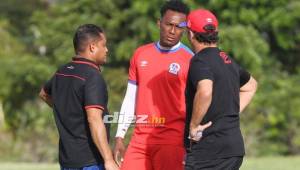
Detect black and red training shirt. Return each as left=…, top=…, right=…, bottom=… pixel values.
left=184, top=47, right=251, bottom=160
left=43, top=56, right=108, bottom=168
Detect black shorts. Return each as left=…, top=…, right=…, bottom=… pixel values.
left=185, top=156, right=243, bottom=170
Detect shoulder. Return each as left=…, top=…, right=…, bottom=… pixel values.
left=134, top=43, right=155, bottom=54
left=190, top=53, right=211, bottom=68
left=179, top=43, right=194, bottom=56
left=56, top=62, right=72, bottom=72
left=131, top=43, right=155, bottom=63
left=86, top=69, right=104, bottom=83
left=193, top=48, right=219, bottom=63
left=191, top=52, right=205, bottom=61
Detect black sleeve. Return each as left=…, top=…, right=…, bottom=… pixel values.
left=43, top=76, right=54, bottom=95
left=239, top=66, right=251, bottom=87
left=84, top=73, right=107, bottom=110
left=189, top=59, right=214, bottom=87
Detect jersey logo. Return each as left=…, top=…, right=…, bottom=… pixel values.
left=140, top=60, right=148, bottom=67
left=219, top=52, right=232, bottom=64
left=207, top=18, right=213, bottom=23
left=168, top=63, right=181, bottom=75
left=67, top=65, right=74, bottom=69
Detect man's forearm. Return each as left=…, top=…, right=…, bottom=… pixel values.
left=39, top=88, right=53, bottom=107
left=115, top=82, right=137, bottom=138
left=89, top=118, right=114, bottom=162
left=190, top=80, right=213, bottom=128
left=240, top=91, right=255, bottom=112
left=87, top=108, right=114, bottom=162
left=190, top=90, right=212, bottom=128
left=43, top=97, right=53, bottom=107
left=240, top=76, right=257, bottom=113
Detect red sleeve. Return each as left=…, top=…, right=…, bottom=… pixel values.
left=128, top=48, right=142, bottom=84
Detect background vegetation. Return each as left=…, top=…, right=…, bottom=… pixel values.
left=0, top=0, right=299, bottom=164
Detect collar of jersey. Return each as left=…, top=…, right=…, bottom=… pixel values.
left=72, top=56, right=100, bottom=71
left=155, top=41, right=181, bottom=53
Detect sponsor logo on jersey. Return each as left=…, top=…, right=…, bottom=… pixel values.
left=219, top=51, right=232, bottom=64
left=140, top=60, right=148, bottom=67
left=67, top=65, right=74, bottom=69
left=168, top=63, right=181, bottom=75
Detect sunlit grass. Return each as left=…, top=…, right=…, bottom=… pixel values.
left=0, top=163, right=59, bottom=170
left=241, top=156, right=299, bottom=170
left=0, top=156, right=299, bottom=170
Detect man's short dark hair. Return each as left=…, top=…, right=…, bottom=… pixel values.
left=73, top=24, right=103, bottom=54
left=160, top=0, right=190, bottom=17
left=194, top=25, right=219, bottom=44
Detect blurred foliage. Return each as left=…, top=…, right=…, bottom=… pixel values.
left=0, top=0, right=299, bottom=162
left=206, top=0, right=300, bottom=73
left=30, top=0, right=163, bottom=66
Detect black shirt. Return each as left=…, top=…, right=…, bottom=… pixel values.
left=184, top=47, right=250, bottom=160
left=44, top=57, right=109, bottom=168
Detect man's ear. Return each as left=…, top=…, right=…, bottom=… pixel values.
left=188, top=30, right=194, bottom=40
left=89, top=43, right=96, bottom=54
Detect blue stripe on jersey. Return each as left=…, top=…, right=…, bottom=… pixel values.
left=179, top=43, right=194, bottom=56
left=154, top=42, right=181, bottom=53
left=154, top=41, right=194, bottom=55
left=128, top=79, right=137, bottom=85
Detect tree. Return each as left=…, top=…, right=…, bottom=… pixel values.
left=195, top=0, right=300, bottom=155
left=0, top=0, right=300, bottom=162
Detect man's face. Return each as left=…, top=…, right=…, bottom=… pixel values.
left=158, top=10, right=187, bottom=47
left=94, top=33, right=108, bottom=65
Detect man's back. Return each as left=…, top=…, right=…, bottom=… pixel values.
left=187, top=47, right=241, bottom=123
left=184, top=9, right=257, bottom=170
left=185, top=47, right=250, bottom=159
left=44, top=57, right=108, bottom=167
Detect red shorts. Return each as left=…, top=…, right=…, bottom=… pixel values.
left=121, top=141, right=185, bottom=170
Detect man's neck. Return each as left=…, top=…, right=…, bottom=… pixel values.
left=76, top=53, right=96, bottom=63
left=194, top=43, right=217, bottom=53
left=157, top=41, right=181, bottom=50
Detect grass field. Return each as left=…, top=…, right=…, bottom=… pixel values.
left=241, top=156, right=299, bottom=170
left=0, top=156, right=299, bottom=170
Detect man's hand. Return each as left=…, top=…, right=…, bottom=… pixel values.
left=113, top=137, right=126, bottom=167
left=104, top=159, right=120, bottom=170
left=39, top=88, right=53, bottom=107
left=189, top=121, right=212, bottom=142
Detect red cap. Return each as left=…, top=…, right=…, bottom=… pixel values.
left=187, top=9, right=218, bottom=33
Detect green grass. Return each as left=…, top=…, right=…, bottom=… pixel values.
left=241, top=156, right=299, bottom=170
left=0, top=163, right=59, bottom=170
left=0, top=156, right=299, bottom=170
